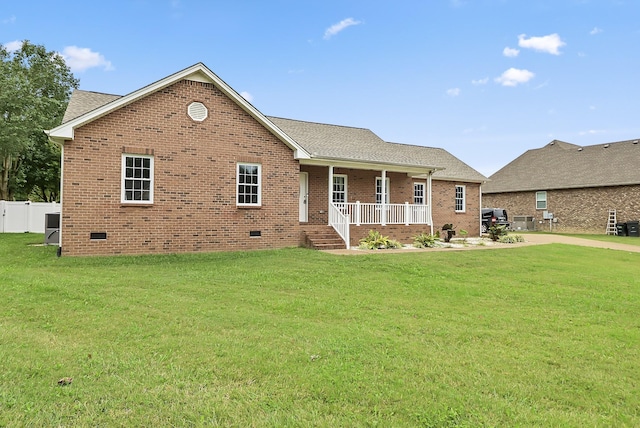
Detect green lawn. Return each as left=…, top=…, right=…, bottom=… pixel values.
left=1, top=234, right=639, bottom=426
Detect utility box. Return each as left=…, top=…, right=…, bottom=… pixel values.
left=44, top=212, right=60, bottom=245
left=616, top=223, right=628, bottom=236
left=512, top=215, right=535, bottom=231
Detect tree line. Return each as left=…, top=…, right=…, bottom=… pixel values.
left=0, top=41, right=79, bottom=201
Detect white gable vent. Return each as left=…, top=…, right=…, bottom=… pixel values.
left=188, top=102, right=208, bottom=122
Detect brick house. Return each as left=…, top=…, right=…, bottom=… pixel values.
left=482, top=139, right=640, bottom=233
left=46, top=63, right=486, bottom=256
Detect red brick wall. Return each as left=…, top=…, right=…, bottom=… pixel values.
left=483, top=185, right=640, bottom=233
left=61, top=80, right=300, bottom=255
left=431, top=180, right=481, bottom=236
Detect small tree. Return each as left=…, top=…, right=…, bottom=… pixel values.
left=0, top=41, right=78, bottom=200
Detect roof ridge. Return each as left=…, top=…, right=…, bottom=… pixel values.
left=267, top=116, right=375, bottom=132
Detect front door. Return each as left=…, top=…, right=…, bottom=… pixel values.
left=299, top=172, right=308, bottom=222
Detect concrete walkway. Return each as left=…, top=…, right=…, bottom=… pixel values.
left=323, top=234, right=640, bottom=255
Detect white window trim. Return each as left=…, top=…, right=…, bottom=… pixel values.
left=121, top=154, right=154, bottom=204
left=414, top=182, right=426, bottom=205
left=455, top=185, right=466, bottom=212
left=536, top=191, right=547, bottom=210
left=237, top=163, right=262, bottom=207
left=332, top=174, right=348, bottom=203
left=376, top=177, right=390, bottom=204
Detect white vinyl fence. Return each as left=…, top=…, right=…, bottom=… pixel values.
left=0, top=201, right=61, bottom=233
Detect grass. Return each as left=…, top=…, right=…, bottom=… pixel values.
left=1, top=233, right=640, bottom=426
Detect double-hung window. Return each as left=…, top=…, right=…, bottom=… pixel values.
left=536, top=191, right=547, bottom=210
left=332, top=175, right=347, bottom=203
left=414, top=182, right=425, bottom=205
left=455, top=185, right=465, bottom=212
left=122, top=154, right=153, bottom=204
left=237, top=163, right=261, bottom=206
left=375, top=177, right=390, bottom=204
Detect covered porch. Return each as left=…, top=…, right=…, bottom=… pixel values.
left=299, top=162, right=437, bottom=249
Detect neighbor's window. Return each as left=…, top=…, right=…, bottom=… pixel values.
left=375, top=177, right=390, bottom=204
left=536, top=191, right=547, bottom=210
left=455, top=185, right=465, bottom=212
left=332, top=175, right=347, bottom=203
left=414, top=182, right=425, bottom=205
left=122, top=154, right=153, bottom=203
left=237, top=163, right=261, bottom=206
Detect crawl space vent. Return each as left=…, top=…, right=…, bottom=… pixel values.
left=188, top=102, right=208, bottom=122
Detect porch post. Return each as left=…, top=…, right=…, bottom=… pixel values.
left=328, top=165, right=334, bottom=226
left=381, top=170, right=387, bottom=226
left=405, top=202, right=410, bottom=226
left=427, top=170, right=433, bottom=235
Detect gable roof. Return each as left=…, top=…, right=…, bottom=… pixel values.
left=48, top=63, right=487, bottom=182
left=484, top=138, right=640, bottom=193
left=46, top=63, right=310, bottom=159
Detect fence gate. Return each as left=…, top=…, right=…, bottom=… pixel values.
left=0, top=201, right=61, bottom=233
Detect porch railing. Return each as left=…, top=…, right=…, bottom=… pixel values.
left=334, top=202, right=430, bottom=226
left=329, top=202, right=351, bottom=249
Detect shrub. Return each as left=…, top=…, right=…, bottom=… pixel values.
left=499, top=234, right=524, bottom=244
left=488, top=224, right=508, bottom=241
left=359, top=230, right=403, bottom=250
left=413, top=232, right=438, bottom=248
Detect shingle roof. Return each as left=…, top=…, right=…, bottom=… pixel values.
left=268, top=117, right=486, bottom=182
left=484, top=138, right=640, bottom=193
left=61, top=90, right=487, bottom=182
left=62, top=90, right=121, bottom=123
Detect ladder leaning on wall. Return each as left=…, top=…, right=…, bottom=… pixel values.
left=606, top=209, right=617, bottom=235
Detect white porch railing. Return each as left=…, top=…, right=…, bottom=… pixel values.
left=329, top=203, right=350, bottom=249
left=328, top=202, right=431, bottom=249
left=334, top=202, right=430, bottom=226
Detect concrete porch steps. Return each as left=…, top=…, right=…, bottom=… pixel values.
left=302, top=225, right=346, bottom=250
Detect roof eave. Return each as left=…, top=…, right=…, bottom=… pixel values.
left=300, top=155, right=443, bottom=174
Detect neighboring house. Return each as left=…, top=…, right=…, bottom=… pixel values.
left=483, top=139, right=640, bottom=233
left=46, top=63, right=486, bottom=256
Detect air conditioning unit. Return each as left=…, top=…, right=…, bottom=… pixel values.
left=44, top=212, right=60, bottom=245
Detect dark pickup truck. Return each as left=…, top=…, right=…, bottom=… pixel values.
left=481, top=208, right=510, bottom=233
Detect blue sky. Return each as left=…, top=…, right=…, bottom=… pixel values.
left=2, top=0, right=639, bottom=176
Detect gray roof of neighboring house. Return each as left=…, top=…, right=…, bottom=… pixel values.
left=62, top=89, right=487, bottom=182
left=484, top=138, right=640, bottom=193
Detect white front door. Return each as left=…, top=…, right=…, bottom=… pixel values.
left=299, top=172, right=308, bottom=222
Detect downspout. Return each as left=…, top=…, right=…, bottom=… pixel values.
left=46, top=131, right=63, bottom=256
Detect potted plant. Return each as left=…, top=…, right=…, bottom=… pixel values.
left=441, top=224, right=456, bottom=243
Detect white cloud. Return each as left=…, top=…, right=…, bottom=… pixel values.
left=472, top=77, right=489, bottom=85
left=503, top=47, right=520, bottom=57
left=2, top=15, right=16, bottom=24
left=518, top=33, right=566, bottom=55
left=579, top=129, right=605, bottom=136
left=324, top=18, right=362, bottom=40
left=589, top=105, right=596, bottom=110
left=495, top=68, right=535, bottom=87
left=446, top=88, right=460, bottom=97
left=590, top=27, right=603, bottom=35
left=240, top=91, right=253, bottom=102
left=4, top=40, right=22, bottom=52
left=61, top=46, right=113, bottom=72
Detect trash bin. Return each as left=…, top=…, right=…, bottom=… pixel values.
left=616, top=222, right=628, bottom=236
left=627, top=221, right=639, bottom=237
